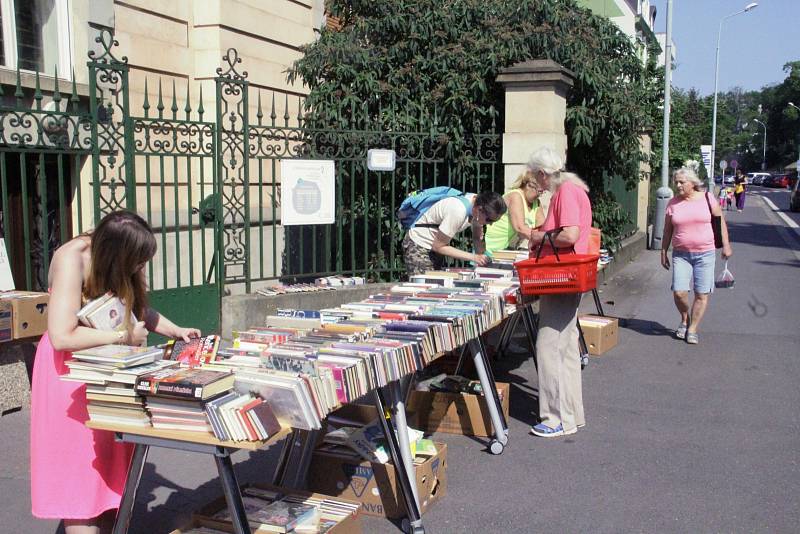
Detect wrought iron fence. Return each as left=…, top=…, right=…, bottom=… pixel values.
left=1, top=34, right=503, bottom=332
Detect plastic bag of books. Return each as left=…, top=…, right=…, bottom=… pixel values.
left=714, top=260, right=734, bottom=289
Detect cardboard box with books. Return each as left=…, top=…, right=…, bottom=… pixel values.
left=307, top=404, right=447, bottom=519
left=191, top=483, right=362, bottom=534
left=578, top=315, right=619, bottom=355
left=0, top=290, right=49, bottom=340
left=405, top=375, right=510, bottom=438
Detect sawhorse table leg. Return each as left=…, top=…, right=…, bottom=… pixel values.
left=468, top=338, right=509, bottom=455
left=372, top=387, right=425, bottom=534
left=112, top=443, right=149, bottom=534
left=111, top=435, right=250, bottom=534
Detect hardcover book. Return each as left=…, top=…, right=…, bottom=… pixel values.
left=163, top=335, right=221, bottom=366
left=134, top=367, right=234, bottom=400
left=77, top=293, right=136, bottom=332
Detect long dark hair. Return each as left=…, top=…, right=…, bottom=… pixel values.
left=83, top=211, right=157, bottom=331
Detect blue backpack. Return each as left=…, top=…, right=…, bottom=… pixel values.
left=397, top=186, right=472, bottom=230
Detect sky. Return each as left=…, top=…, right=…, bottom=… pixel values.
left=649, top=0, right=800, bottom=96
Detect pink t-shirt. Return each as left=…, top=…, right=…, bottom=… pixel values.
left=540, top=180, right=593, bottom=255
left=665, top=193, right=717, bottom=252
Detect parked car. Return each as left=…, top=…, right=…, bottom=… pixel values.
left=790, top=178, right=800, bottom=212
left=722, top=175, right=735, bottom=185
left=770, top=174, right=791, bottom=188
left=747, top=172, right=771, bottom=186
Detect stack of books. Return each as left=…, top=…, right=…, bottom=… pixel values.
left=135, top=367, right=235, bottom=433
left=199, top=485, right=361, bottom=534
left=62, top=344, right=177, bottom=427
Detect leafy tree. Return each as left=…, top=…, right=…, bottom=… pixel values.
left=288, top=0, right=661, bottom=258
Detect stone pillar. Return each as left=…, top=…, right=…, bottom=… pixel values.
left=496, top=60, right=575, bottom=191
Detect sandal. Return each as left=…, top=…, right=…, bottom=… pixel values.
left=686, top=332, right=699, bottom=344
left=675, top=323, right=688, bottom=340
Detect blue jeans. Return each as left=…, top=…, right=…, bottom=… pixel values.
left=672, top=250, right=715, bottom=294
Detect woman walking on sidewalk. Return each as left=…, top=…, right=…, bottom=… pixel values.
left=525, top=147, right=592, bottom=437
left=660, top=167, right=732, bottom=345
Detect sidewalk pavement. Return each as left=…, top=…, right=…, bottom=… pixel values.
left=3, top=193, right=799, bottom=533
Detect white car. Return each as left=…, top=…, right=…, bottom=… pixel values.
left=747, top=172, right=771, bottom=186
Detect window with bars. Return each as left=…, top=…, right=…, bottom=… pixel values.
left=0, top=0, right=70, bottom=75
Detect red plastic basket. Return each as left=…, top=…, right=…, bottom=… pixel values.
left=515, top=254, right=599, bottom=296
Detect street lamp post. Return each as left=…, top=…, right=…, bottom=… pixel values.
left=753, top=118, right=767, bottom=171
left=710, top=2, right=759, bottom=191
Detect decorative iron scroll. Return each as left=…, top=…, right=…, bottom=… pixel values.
left=88, top=28, right=134, bottom=220
left=216, top=48, right=250, bottom=288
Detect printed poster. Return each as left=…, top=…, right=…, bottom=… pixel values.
left=0, top=238, right=14, bottom=290
left=280, top=159, right=335, bottom=225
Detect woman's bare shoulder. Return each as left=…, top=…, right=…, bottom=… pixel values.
left=50, top=236, right=90, bottom=275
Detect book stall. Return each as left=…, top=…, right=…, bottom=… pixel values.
left=62, top=259, right=520, bottom=534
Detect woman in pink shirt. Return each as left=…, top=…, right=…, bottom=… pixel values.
left=526, top=147, right=592, bottom=438
left=661, top=167, right=732, bottom=344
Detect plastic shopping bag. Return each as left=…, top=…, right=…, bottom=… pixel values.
left=715, top=260, right=735, bottom=289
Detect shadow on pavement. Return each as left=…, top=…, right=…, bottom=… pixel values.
left=619, top=318, right=672, bottom=337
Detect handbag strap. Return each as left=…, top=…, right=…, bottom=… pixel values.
left=704, top=192, right=714, bottom=217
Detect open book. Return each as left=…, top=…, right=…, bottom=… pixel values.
left=77, top=293, right=136, bottom=332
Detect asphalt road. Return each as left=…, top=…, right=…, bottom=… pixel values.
left=3, top=192, right=799, bottom=533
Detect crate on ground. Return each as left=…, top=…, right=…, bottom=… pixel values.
left=579, top=315, right=619, bottom=355
left=191, top=483, right=362, bottom=534
left=307, top=404, right=447, bottom=519
left=406, top=381, right=510, bottom=438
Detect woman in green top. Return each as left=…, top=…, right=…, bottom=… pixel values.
left=485, top=171, right=545, bottom=253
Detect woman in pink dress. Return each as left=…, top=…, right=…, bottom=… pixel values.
left=30, top=210, right=200, bottom=533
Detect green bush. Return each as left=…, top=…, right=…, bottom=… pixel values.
left=288, top=0, right=661, bottom=264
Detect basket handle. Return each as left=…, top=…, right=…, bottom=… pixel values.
left=532, top=229, right=562, bottom=262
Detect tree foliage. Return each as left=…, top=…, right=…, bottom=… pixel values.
left=288, top=0, right=662, bottom=248
left=652, top=60, right=800, bottom=181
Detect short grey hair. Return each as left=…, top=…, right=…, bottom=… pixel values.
left=526, top=147, right=564, bottom=177
left=672, top=167, right=705, bottom=190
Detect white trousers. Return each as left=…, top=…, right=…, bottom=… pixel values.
left=535, top=293, right=585, bottom=431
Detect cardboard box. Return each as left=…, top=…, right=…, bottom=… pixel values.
left=406, top=381, right=510, bottom=438
left=0, top=291, right=49, bottom=340
left=191, top=483, right=362, bottom=534
left=307, top=404, right=447, bottom=519
left=579, top=315, right=619, bottom=355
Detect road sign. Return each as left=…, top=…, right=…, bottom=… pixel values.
left=730, top=159, right=738, bottom=169
left=719, top=160, right=728, bottom=170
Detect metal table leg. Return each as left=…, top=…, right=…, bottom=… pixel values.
left=291, top=429, right=320, bottom=490
left=271, top=429, right=298, bottom=487
left=372, top=388, right=425, bottom=534
left=453, top=344, right=470, bottom=377
left=476, top=335, right=508, bottom=436
left=592, top=288, right=605, bottom=316
left=390, top=381, right=421, bottom=506
left=467, top=338, right=508, bottom=455
left=214, top=450, right=249, bottom=534
left=495, top=312, right=519, bottom=359
left=520, top=305, right=539, bottom=370
left=112, top=442, right=149, bottom=534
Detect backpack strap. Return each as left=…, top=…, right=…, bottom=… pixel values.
left=411, top=194, right=472, bottom=229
